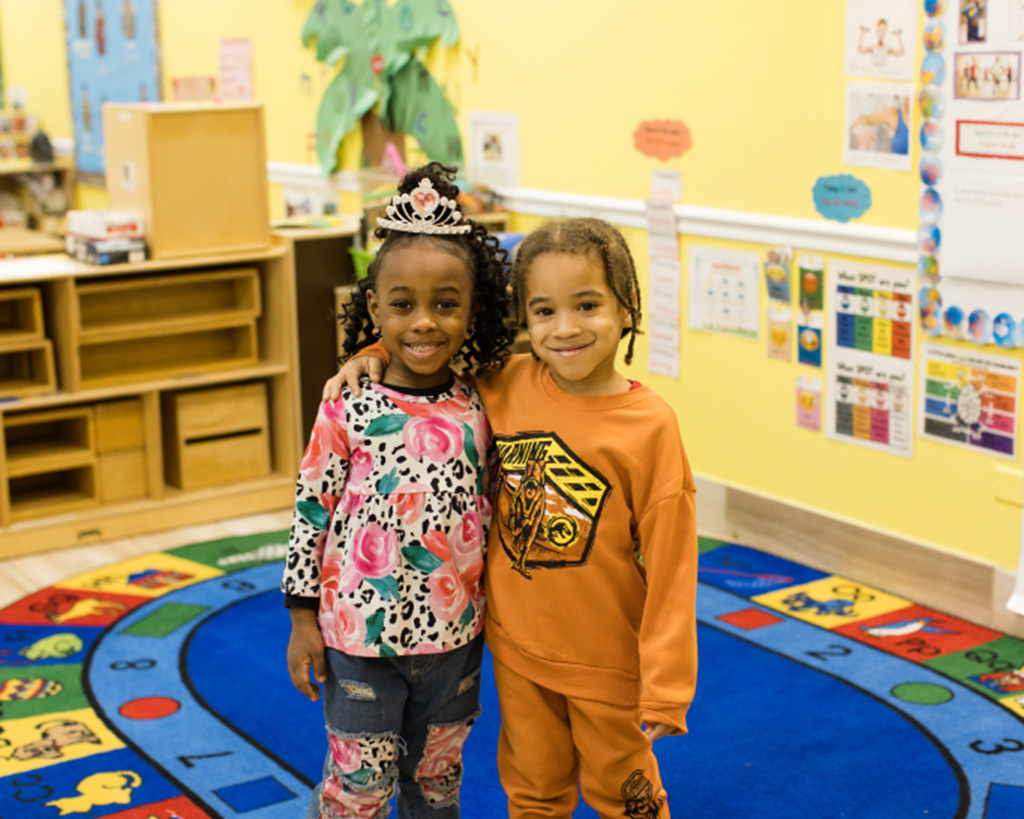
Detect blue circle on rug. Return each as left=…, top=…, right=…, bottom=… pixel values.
left=184, top=591, right=962, bottom=819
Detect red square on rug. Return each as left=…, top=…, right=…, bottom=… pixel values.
left=718, top=608, right=785, bottom=630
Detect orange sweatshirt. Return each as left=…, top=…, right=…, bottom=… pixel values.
left=355, top=347, right=698, bottom=732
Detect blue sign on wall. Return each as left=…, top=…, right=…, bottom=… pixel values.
left=812, top=174, right=873, bottom=223
left=64, top=0, right=162, bottom=177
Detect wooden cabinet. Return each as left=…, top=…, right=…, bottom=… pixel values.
left=0, top=241, right=302, bottom=559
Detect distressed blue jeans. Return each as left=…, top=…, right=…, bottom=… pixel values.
left=307, top=634, right=484, bottom=819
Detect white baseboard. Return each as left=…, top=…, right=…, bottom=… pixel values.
left=695, top=474, right=1024, bottom=639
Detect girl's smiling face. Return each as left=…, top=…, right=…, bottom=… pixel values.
left=524, top=252, right=632, bottom=396
left=367, top=244, right=474, bottom=389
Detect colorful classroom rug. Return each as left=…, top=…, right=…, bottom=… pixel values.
left=1, top=531, right=1023, bottom=819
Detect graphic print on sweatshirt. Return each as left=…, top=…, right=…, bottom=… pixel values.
left=493, top=432, right=610, bottom=578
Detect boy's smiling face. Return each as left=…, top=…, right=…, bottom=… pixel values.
left=524, top=252, right=632, bottom=396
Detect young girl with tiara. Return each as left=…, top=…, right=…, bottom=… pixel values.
left=282, top=162, right=516, bottom=819
left=329, top=217, right=698, bottom=818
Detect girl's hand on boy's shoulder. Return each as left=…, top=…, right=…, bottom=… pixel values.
left=287, top=609, right=327, bottom=702
left=322, top=356, right=384, bottom=401
left=643, top=723, right=677, bottom=741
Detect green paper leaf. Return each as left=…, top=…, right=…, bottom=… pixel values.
left=297, top=500, right=330, bottom=530
left=364, top=609, right=386, bottom=645
left=366, top=575, right=400, bottom=601
left=377, top=468, right=400, bottom=495
left=383, top=57, right=463, bottom=165
left=402, top=545, right=444, bottom=573
left=458, top=600, right=475, bottom=629
left=365, top=414, right=410, bottom=436
left=379, top=644, right=398, bottom=657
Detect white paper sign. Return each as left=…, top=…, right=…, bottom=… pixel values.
left=218, top=39, right=254, bottom=101
left=650, top=168, right=682, bottom=202
left=467, top=111, right=521, bottom=188
left=688, top=246, right=760, bottom=339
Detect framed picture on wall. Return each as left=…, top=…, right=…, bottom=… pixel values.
left=62, top=0, right=162, bottom=181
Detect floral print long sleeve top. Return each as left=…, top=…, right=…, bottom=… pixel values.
left=282, top=376, right=493, bottom=657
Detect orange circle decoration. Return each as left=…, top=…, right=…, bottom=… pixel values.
left=119, top=696, right=181, bottom=720
left=633, top=120, right=692, bottom=161
left=802, top=272, right=820, bottom=295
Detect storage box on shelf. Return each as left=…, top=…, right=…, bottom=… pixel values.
left=0, top=241, right=302, bottom=558
left=103, top=102, right=270, bottom=260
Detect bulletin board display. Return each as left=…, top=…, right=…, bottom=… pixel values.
left=62, top=0, right=161, bottom=177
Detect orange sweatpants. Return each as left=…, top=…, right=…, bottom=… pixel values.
left=493, top=655, right=670, bottom=819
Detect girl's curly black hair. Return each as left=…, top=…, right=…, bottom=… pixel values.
left=339, top=162, right=515, bottom=373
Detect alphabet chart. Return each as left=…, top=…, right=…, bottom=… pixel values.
left=826, top=261, right=916, bottom=457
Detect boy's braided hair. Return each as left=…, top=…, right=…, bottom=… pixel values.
left=339, top=162, right=515, bottom=373
left=511, top=217, right=643, bottom=364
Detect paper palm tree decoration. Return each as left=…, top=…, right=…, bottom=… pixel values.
left=303, top=0, right=464, bottom=175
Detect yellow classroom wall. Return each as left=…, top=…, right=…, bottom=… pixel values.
left=2, top=1, right=1021, bottom=572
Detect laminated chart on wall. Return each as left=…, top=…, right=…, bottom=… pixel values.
left=826, top=260, right=916, bottom=457
left=918, top=342, right=1020, bottom=460
left=688, top=246, right=760, bottom=339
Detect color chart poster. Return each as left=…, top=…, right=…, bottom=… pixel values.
left=826, top=260, right=915, bottom=456
left=826, top=348, right=914, bottom=457
left=918, top=342, right=1020, bottom=460
left=63, top=0, right=162, bottom=177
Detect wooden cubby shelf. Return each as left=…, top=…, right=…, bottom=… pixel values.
left=0, top=241, right=302, bottom=557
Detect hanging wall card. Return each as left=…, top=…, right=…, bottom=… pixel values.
left=646, top=200, right=681, bottom=378
left=688, top=246, right=760, bottom=339
left=918, top=342, right=1020, bottom=459
left=467, top=111, right=521, bottom=188
left=797, top=376, right=823, bottom=431
left=63, top=0, right=162, bottom=178
left=845, top=0, right=918, bottom=80
left=844, top=81, right=915, bottom=172
left=826, top=348, right=914, bottom=456
left=764, top=247, right=792, bottom=302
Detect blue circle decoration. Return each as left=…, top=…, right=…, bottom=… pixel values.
left=922, top=52, right=947, bottom=86
left=918, top=86, right=947, bottom=119
left=919, top=187, right=943, bottom=225
left=920, top=152, right=943, bottom=186
left=944, top=305, right=964, bottom=338
left=918, top=255, right=940, bottom=283
left=968, top=310, right=991, bottom=345
left=993, top=313, right=1016, bottom=348
left=812, top=174, right=873, bottom=223
left=921, top=119, right=944, bottom=152
left=917, top=224, right=941, bottom=255
left=924, top=0, right=947, bottom=16
left=923, top=19, right=946, bottom=52
left=920, top=287, right=943, bottom=336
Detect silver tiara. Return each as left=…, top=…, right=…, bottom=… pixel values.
left=376, top=177, right=471, bottom=235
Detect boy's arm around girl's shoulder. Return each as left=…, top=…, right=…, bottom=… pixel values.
left=634, top=408, right=699, bottom=736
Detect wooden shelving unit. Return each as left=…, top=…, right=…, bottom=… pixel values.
left=0, top=239, right=302, bottom=559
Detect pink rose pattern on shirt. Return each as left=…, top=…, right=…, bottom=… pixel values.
left=283, top=378, right=492, bottom=657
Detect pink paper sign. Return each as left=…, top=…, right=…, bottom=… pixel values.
left=634, top=120, right=692, bottom=161
left=219, top=39, right=254, bottom=101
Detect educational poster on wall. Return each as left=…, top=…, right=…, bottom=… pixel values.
left=826, top=347, right=914, bottom=456
left=797, top=376, right=823, bottom=432
left=688, top=246, right=760, bottom=339
left=467, top=111, right=520, bottom=189
left=830, top=260, right=915, bottom=360
left=844, top=81, right=914, bottom=171
left=797, top=254, right=825, bottom=367
left=918, top=342, right=1020, bottom=459
left=826, top=260, right=914, bottom=456
left=63, top=0, right=161, bottom=178
left=844, top=0, right=917, bottom=80
left=918, top=0, right=1024, bottom=346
